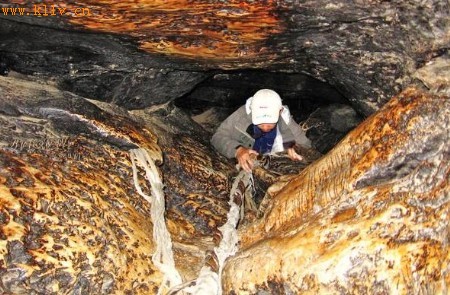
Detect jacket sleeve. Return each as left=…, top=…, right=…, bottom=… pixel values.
left=281, top=106, right=312, bottom=148
left=211, top=107, right=246, bottom=159
left=288, top=119, right=312, bottom=148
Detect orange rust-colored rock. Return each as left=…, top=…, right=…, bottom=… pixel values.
left=222, top=88, right=450, bottom=293
left=0, top=75, right=229, bottom=294
left=7, top=0, right=283, bottom=60
left=0, top=76, right=166, bottom=294
left=1, top=74, right=448, bottom=294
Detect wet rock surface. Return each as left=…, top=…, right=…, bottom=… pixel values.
left=0, top=75, right=233, bottom=293
left=0, top=74, right=324, bottom=294
left=0, top=1, right=449, bottom=294
left=223, top=88, right=450, bottom=294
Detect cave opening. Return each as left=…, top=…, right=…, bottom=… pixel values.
left=174, top=69, right=363, bottom=154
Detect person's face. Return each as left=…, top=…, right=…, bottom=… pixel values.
left=257, top=123, right=277, bottom=133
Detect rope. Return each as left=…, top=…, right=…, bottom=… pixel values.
left=130, top=148, right=182, bottom=294
left=130, top=147, right=257, bottom=295
left=169, top=169, right=255, bottom=295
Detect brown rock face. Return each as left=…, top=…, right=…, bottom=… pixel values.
left=0, top=75, right=232, bottom=293
left=0, top=76, right=165, bottom=294
left=0, top=0, right=449, bottom=289
left=65, top=0, right=282, bottom=61
left=1, top=1, right=448, bottom=114
left=222, top=88, right=450, bottom=293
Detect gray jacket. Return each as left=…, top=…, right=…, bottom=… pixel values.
left=211, top=105, right=311, bottom=158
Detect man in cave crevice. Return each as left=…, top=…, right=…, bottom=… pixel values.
left=211, top=89, right=311, bottom=172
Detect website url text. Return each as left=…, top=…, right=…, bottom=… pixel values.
left=2, top=5, right=91, bottom=17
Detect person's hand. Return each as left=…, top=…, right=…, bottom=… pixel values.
left=235, top=146, right=258, bottom=172
left=287, top=147, right=303, bottom=161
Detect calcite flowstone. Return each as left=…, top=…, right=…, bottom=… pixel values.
left=222, top=88, right=450, bottom=294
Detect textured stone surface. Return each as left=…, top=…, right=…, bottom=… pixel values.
left=129, top=105, right=233, bottom=240
left=1, top=1, right=448, bottom=115
left=222, top=88, right=450, bottom=294
left=0, top=1, right=449, bottom=293
left=0, top=74, right=322, bottom=295
left=413, top=55, right=450, bottom=96
left=112, top=70, right=208, bottom=109
left=0, top=19, right=209, bottom=110
left=0, top=76, right=163, bottom=294
left=0, top=75, right=231, bottom=293
left=303, top=104, right=363, bottom=153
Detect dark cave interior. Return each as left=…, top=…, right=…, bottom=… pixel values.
left=174, top=70, right=363, bottom=153
left=1, top=44, right=362, bottom=154
left=174, top=70, right=349, bottom=121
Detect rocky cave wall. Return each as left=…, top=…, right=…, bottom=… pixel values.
left=0, top=0, right=449, bottom=294
left=1, top=0, right=449, bottom=112
left=1, top=0, right=448, bottom=153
